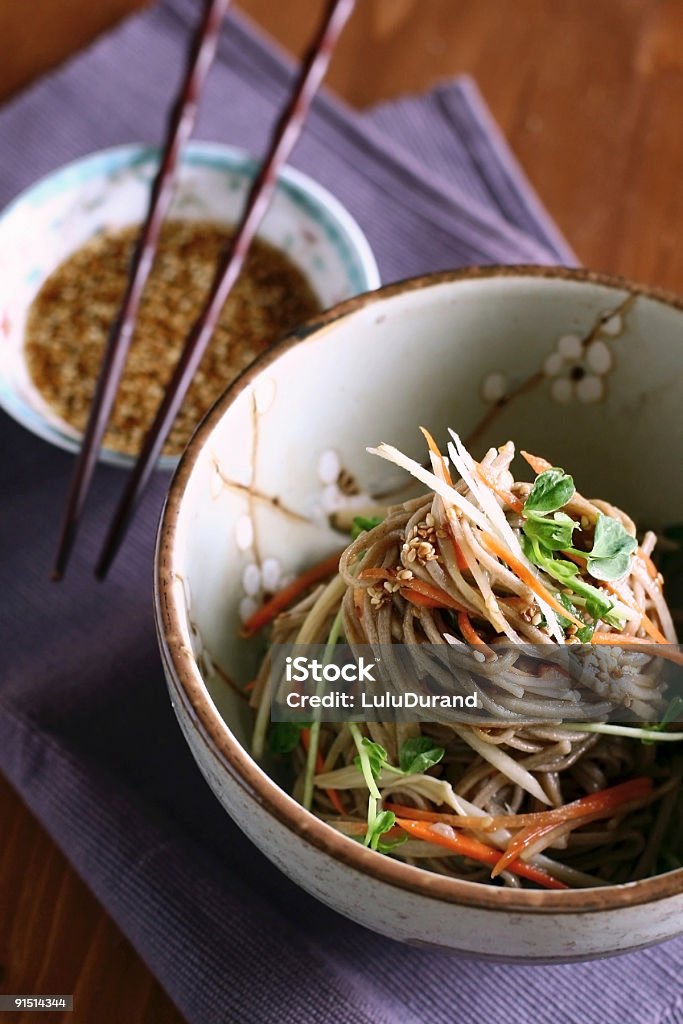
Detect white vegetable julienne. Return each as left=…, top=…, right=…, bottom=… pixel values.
left=367, top=442, right=492, bottom=534
left=454, top=726, right=552, bottom=805
left=447, top=431, right=565, bottom=643
left=447, top=431, right=521, bottom=554
left=368, top=435, right=565, bottom=643
left=410, top=782, right=603, bottom=887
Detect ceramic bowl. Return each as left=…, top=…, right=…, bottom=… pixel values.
left=155, top=266, right=683, bottom=962
left=0, top=141, right=379, bottom=469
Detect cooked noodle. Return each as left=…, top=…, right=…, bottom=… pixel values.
left=248, top=434, right=682, bottom=888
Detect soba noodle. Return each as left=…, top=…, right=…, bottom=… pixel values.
left=247, top=432, right=683, bottom=889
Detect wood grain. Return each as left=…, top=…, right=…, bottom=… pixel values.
left=1, top=1, right=682, bottom=1022
left=0, top=773, right=186, bottom=1024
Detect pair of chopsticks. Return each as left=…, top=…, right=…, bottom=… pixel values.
left=52, top=0, right=355, bottom=582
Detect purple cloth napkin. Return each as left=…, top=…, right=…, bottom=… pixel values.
left=2, top=3, right=681, bottom=1023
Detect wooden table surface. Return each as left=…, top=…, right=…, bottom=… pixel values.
left=1, top=1, right=682, bottom=1020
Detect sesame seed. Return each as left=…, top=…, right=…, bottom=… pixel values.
left=25, top=221, right=320, bottom=455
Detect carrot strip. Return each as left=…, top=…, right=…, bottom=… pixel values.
left=592, top=632, right=683, bottom=666
left=451, top=535, right=470, bottom=572
left=301, top=727, right=346, bottom=816
left=404, top=577, right=468, bottom=612
left=562, top=550, right=586, bottom=569
left=420, top=426, right=453, bottom=485
left=394, top=818, right=568, bottom=890
left=637, top=615, right=668, bottom=644
left=520, top=450, right=553, bottom=475
left=401, top=590, right=444, bottom=610
left=457, top=611, right=496, bottom=658
left=386, top=780, right=654, bottom=835
left=384, top=802, right=495, bottom=830
left=241, top=550, right=343, bottom=636
left=359, top=570, right=469, bottom=613
left=476, top=465, right=524, bottom=514
left=478, top=531, right=583, bottom=627
left=491, top=777, right=652, bottom=877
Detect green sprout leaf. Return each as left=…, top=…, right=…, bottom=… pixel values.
left=586, top=514, right=637, bottom=581
left=365, top=810, right=407, bottom=853
left=353, top=738, right=388, bottom=780
left=523, top=511, right=578, bottom=551
left=557, top=592, right=595, bottom=642
left=351, top=515, right=384, bottom=540
left=398, top=737, right=445, bottom=775
left=523, top=468, right=575, bottom=514
left=521, top=534, right=620, bottom=628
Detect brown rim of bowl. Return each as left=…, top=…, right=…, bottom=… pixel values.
left=155, top=264, right=683, bottom=914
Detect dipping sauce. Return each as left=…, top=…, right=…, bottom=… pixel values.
left=25, top=220, right=320, bottom=455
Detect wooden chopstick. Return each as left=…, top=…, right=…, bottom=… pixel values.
left=51, top=0, right=232, bottom=581
left=95, top=0, right=356, bottom=580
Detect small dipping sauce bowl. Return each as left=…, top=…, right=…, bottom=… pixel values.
left=0, top=142, right=379, bottom=468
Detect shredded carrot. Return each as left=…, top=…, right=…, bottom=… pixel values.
left=478, top=531, right=583, bottom=627
left=592, top=632, right=683, bottom=666
left=420, top=426, right=453, bottom=485
left=358, top=570, right=469, bottom=613
left=520, top=450, right=553, bottom=475
left=386, top=779, right=653, bottom=837
left=562, top=550, right=586, bottom=569
left=404, top=577, right=468, bottom=612
left=450, top=534, right=470, bottom=572
left=476, top=465, right=525, bottom=514
left=301, top=727, right=346, bottom=816
left=600, top=579, right=669, bottom=644
left=241, top=550, right=343, bottom=636
left=384, top=802, right=495, bottom=830
left=637, top=614, right=668, bottom=645
left=394, top=818, right=568, bottom=890
left=401, top=590, right=444, bottom=610
left=457, top=611, right=496, bottom=658
left=491, top=777, right=652, bottom=877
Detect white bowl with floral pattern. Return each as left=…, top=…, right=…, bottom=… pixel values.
left=155, top=267, right=683, bottom=961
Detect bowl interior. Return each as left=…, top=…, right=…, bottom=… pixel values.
left=168, top=270, right=683, bottom=755
left=0, top=142, right=378, bottom=468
